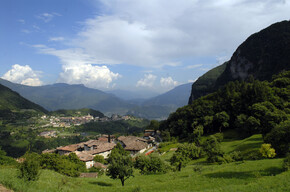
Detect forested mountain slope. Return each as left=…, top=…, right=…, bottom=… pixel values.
left=189, top=20, right=290, bottom=103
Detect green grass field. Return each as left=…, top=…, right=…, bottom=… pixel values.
left=0, top=134, right=289, bottom=192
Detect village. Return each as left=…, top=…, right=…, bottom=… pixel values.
left=40, top=114, right=133, bottom=128
left=42, top=130, right=160, bottom=169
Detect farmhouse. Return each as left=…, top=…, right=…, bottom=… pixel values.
left=117, top=136, right=151, bottom=155
left=75, top=151, right=95, bottom=169
left=56, top=143, right=84, bottom=155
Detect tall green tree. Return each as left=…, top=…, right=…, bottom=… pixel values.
left=170, top=143, right=200, bottom=171
left=107, top=143, right=133, bottom=186
left=202, top=135, right=224, bottom=163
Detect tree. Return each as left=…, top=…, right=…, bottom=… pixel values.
left=108, top=143, right=129, bottom=163
left=170, top=151, right=189, bottom=171
left=190, top=125, right=204, bottom=146
left=93, top=155, right=105, bottom=164
left=202, top=135, right=224, bottom=163
left=106, top=143, right=133, bottom=186
left=107, top=154, right=133, bottom=186
left=214, top=111, right=229, bottom=132
left=18, top=152, right=40, bottom=181
left=265, top=120, right=290, bottom=156
left=147, top=120, right=160, bottom=131
left=135, top=154, right=167, bottom=174
left=170, top=143, right=200, bottom=171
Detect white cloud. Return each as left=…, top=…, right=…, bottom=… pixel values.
left=49, top=37, right=65, bottom=42
left=188, top=78, right=198, bottom=83
left=2, top=64, right=43, bottom=86
left=187, top=64, right=203, bottom=69
left=21, top=29, right=31, bottom=34
left=34, top=45, right=120, bottom=89
left=136, top=74, right=156, bottom=88
left=36, top=12, right=61, bottom=23
left=160, top=77, right=178, bottom=88
left=18, top=19, right=25, bottom=24
left=63, top=0, right=290, bottom=68
left=58, top=64, right=120, bottom=89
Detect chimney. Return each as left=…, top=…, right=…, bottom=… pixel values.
left=108, top=134, right=111, bottom=143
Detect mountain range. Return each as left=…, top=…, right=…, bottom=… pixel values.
left=0, top=78, right=191, bottom=119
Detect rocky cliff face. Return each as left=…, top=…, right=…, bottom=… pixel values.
left=189, top=20, right=290, bottom=104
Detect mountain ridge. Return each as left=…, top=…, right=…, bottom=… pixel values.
left=189, top=20, right=290, bottom=104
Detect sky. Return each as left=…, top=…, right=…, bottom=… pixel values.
left=1, top=0, right=290, bottom=94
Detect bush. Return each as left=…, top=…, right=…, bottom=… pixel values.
left=40, top=153, right=86, bottom=177
left=135, top=154, right=167, bottom=174
left=229, top=151, right=243, bottom=161
left=18, top=152, right=40, bottom=181
left=283, top=153, right=290, bottom=171
left=88, top=166, right=105, bottom=176
left=265, top=120, right=290, bottom=156
left=241, top=148, right=262, bottom=160
left=0, top=147, right=17, bottom=166
left=259, top=144, right=276, bottom=158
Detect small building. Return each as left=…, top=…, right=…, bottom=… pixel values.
left=75, top=151, right=95, bottom=169
left=56, top=143, right=84, bottom=155
left=86, top=142, right=116, bottom=158
left=117, top=136, right=150, bottom=156
left=39, top=130, right=57, bottom=138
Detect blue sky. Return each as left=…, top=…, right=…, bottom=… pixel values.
left=1, top=0, right=290, bottom=94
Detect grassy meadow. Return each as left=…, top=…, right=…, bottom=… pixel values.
left=0, top=134, right=289, bottom=192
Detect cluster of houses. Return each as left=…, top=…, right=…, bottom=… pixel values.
left=43, top=131, right=157, bottom=169
left=38, top=130, right=57, bottom=138
left=40, top=114, right=134, bottom=128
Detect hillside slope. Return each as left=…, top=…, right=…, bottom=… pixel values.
left=188, top=63, right=227, bottom=103
left=0, top=83, right=47, bottom=113
left=189, top=20, right=290, bottom=103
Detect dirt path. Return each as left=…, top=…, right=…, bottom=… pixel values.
left=0, top=184, right=13, bottom=192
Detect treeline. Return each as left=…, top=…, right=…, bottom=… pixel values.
left=160, top=71, right=290, bottom=156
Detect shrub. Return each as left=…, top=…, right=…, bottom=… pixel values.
left=18, top=152, right=40, bottom=181
left=265, top=120, right=290, bottom=156
left=229, top=151, right=243, bottom=161
left=260, top=143, right=276, bottom=158
left=222, top=154, right=234, bottom=163
left=40, top=153, right=86, bottom=177
left=0, top=147, right=17, bottom=166
left=283, top=153, right=290, bottom=171
left=241, top=148, right=262, bottom=160
left=88, top=166, right=104, bottom=176
left=135, top=154, right=167, bottom=174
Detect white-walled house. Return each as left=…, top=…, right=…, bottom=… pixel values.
left=75, top=151, right=95, bottom=169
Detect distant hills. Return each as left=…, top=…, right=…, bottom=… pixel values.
left=0, top=83, right=47, bottom=115
left=143, top=83, right=192, bottom=107
left=0, top=78, right=191, bottom=119
left=189, top=20, right=290, bottom=103
left=0, top=79, right=133, bottom=116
